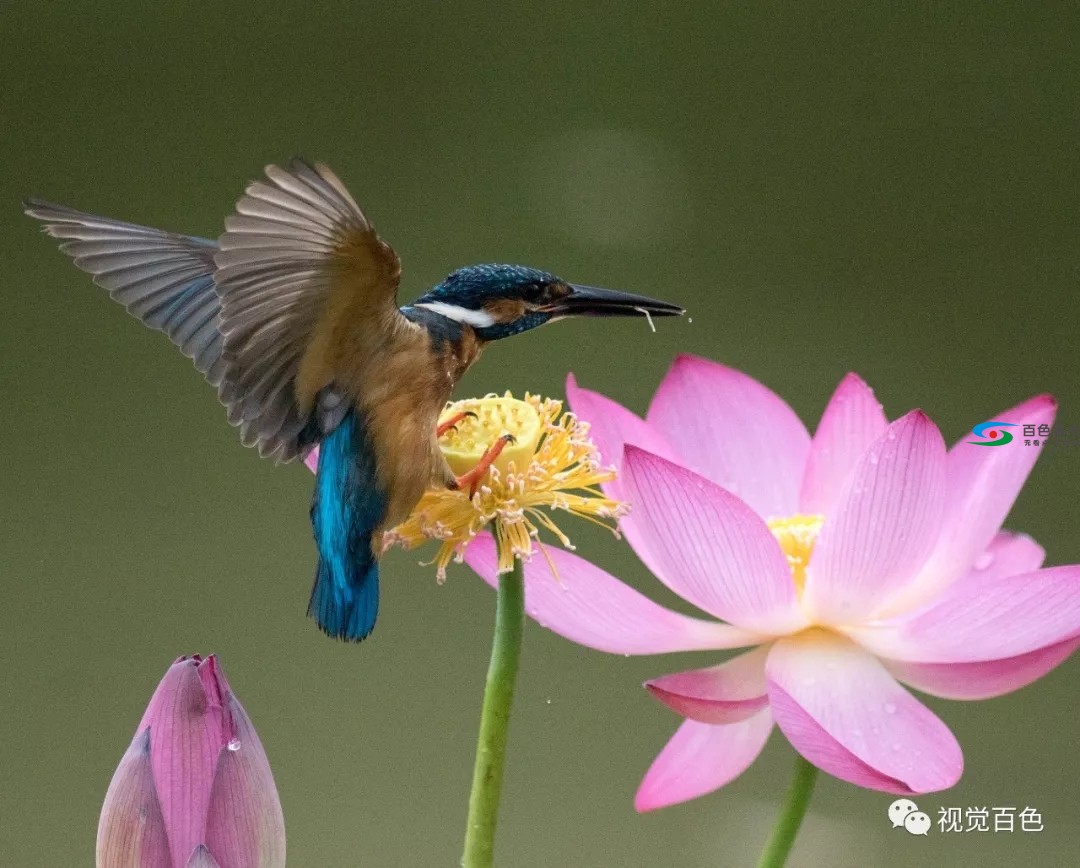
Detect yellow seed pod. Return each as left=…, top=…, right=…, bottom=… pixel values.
left=438, top=396, right=543, bottom=477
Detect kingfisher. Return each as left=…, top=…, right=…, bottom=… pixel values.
left=26, top=159, right=683, bottom=641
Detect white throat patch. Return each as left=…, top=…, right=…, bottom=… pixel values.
left=414, top=301, right=496, bottom=328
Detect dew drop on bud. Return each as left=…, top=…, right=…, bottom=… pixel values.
left=227, top=738, right=242, bottom=752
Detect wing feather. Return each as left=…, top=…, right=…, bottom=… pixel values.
left=214, top=158, right=402, bottom=462
left=26, top=159, right=396, bottom=464
left=24, top=199, right=224, bottom=384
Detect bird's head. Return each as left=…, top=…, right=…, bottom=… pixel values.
left=412, top=264, right=683, bottom=341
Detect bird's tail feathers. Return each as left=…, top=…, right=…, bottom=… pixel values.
left=308, top=412, right=385, bottom=642
left=307, top=550, right=380, bottom=642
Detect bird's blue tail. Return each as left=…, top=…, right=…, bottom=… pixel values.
left=308, top=411, right=386, bottom=641
left=308, top=553, right=379, bottom=642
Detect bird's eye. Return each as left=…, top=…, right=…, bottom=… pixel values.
left=523, top=283, right=547, bottom=304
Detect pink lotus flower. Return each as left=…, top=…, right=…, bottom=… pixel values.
left=97, top=655, right=285, bottom=868
left=463, top=355, right=1080, bottom=810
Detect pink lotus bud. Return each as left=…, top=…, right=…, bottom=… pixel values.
left=97, top=655, right=285, bottom=868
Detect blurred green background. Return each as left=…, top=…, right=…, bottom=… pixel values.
left=2, top=2, right=1079, bottom=866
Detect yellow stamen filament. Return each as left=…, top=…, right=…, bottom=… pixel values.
left=767, top=514, right=825, bottom=594
left=390, top=392, right=626, bottom=582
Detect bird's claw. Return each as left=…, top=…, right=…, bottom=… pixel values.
left=437, top=410, right=479, bottom=439
left=453, top=433, right=515, bottom=497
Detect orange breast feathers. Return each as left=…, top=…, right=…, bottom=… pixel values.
left=300, top=308, right=463, bottom=528
left=359, top=338, right=458, bottom=529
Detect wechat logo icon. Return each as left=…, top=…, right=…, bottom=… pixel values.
left=889, top=798, right=931, bottom=836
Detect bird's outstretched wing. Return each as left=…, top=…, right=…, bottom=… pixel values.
left=23, top=200, right=225, bottom=385
left=214, top=158, right=403, bottom=462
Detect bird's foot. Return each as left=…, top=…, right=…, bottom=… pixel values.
left=437, top=410, right=478, bottom=438
left=451, top=434, right=516, bottom=497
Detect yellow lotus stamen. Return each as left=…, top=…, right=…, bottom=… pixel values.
left=390, top=392, right=626, bottom=582
left=767, top=513, right=825, bottom=594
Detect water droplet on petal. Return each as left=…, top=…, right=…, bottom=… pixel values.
left=883, top=702, right=897, bottom=714
left=227, top=738, right=241, bottom=752
left=974, top=552, right=995, bottom=570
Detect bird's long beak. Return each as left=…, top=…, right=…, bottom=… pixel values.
left=549, top=284, right=685, bottom=318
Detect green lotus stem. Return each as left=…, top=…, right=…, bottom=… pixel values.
left=756, top=753, right=819, bottom=868
left=461, top=548, right=526, bottom=868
